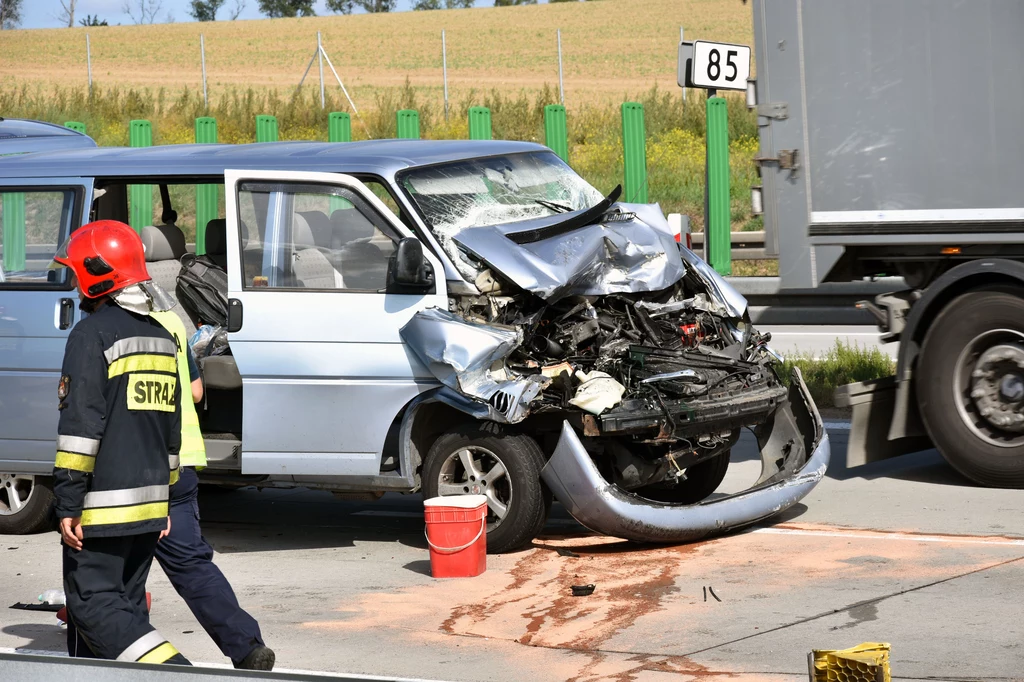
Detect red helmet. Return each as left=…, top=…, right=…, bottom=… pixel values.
left=50, top=221, right=151, bottom=298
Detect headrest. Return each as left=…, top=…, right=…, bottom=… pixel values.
left=141, top=224, right=187, bottom=262
left=292, top=213, right=315, bottom=248
left=299, top=210, right=331, bottom=247
left=330, top=208, right=374, bottom=244
left=205, top=219, right=227, bottom=255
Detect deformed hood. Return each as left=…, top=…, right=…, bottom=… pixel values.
left=451, top=203, right=686, bottom=302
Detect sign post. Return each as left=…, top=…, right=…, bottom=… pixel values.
left=678, top=39, right=751, bottom=275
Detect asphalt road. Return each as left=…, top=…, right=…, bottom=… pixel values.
left=1, top=425, right=1021, bottom=682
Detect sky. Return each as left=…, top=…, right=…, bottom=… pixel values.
left=21, top=0, right=557, bottom=29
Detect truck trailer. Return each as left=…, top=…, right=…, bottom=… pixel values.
left=748, top=0, right=1024, bottom=487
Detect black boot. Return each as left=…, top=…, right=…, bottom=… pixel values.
left=236, top=645, right=275, bottom=671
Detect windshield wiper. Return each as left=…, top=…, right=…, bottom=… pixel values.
left=534, top=199, right=573, bottom=214
left=507, top=185, right=623, bottom=245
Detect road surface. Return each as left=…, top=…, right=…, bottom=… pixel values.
left=1, top=425, right=1020, bottom=682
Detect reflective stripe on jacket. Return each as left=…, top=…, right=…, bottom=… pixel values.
left=149, top=310, right=207, bottom=469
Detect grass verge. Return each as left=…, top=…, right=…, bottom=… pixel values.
left=781, top=341, right=895, bottom=410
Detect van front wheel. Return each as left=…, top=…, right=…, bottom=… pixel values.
left=423, top=426, right=550, bottom=554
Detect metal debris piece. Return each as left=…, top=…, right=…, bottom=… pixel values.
left=571, top=584, right=595, bottom=597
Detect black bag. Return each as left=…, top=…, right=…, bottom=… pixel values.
left=176, top=253, right=229, bottom=328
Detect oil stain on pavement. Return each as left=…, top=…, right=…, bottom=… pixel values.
left=304, top=522, right=1024, bottom=681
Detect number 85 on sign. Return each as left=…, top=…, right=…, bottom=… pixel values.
left=678, top=40, right=750, bottom=91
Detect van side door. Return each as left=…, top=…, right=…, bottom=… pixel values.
left=223, top=169, right=447, bottom=476
left=0, top=178, right=92, bottom=474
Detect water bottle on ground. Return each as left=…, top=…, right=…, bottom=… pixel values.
left=38, top=589, right=65, bottom=606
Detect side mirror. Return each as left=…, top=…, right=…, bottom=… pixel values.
left=387, top=237, right=435, bottom=294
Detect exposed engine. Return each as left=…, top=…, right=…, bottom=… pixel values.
left=449, top=270, right=787, bottom=496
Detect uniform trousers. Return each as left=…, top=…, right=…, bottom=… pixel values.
left=155, top=466, right=265, bottom=666
left=64, top=532, right=189, bottom=665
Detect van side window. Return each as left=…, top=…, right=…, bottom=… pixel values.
left=0, top=190, right=75, bottom=287
left=237, top=182, right=397, bottom=292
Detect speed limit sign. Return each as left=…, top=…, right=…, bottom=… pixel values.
left=688, top=40, right=750, bottom=91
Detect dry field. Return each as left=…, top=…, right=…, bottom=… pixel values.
left=2, top=0, right=753, bottom=106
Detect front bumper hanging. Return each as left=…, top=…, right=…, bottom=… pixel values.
left=540, top=368, right=831, bottom=544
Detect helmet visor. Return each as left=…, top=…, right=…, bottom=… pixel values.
left=47, top=234, right=73, bottom=270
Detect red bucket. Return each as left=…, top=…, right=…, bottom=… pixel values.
left=423, top=495, right=487, bottom=578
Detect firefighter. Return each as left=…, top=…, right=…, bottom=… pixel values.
left=148, top=311, right=275, bottom=671
left=50, top=220, right=189, bottom=665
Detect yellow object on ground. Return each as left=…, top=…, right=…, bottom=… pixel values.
left=809, top=642, right=891, bottom=682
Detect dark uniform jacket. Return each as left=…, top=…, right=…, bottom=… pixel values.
left=53, top=303, right=181, bottom=538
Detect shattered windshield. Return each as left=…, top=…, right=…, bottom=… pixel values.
left=400, top=152, right=605, bottom=239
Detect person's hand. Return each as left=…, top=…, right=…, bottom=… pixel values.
left=59, top=517, right=84, bottom=551
left=159, top=516, right=171, bottom=542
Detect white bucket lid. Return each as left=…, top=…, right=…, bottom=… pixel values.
left=423, top=495, right=488, bottom=509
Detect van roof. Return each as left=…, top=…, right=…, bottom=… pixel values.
left=0, top=139, right=549, bottom=179
left=0, top=118, right=97, bottom=156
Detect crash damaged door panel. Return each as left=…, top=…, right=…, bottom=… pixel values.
left=223, top=169, right=447, bottom=477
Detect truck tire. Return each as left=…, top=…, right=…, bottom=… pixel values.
left=634, top=452, right=730, bottom=504
left=917, top=291, right=1024, bottom=487
left=423, top=426, right=550, bottom=554
left=0, top=474, right=54, bottom=534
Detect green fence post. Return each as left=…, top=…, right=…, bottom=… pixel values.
left=328, top=113, right=354, bottom=213
left=468, top=107, right=492, bottom=140
left=621, top=102, right=648, bottom=204
left=129, top=120, right=153, bottom=232
left=194, top=116, right=219, bottom=255
left=396, top=110, right=420, bottom=140
left=705, top=96, right=731, bottom=276
left=544, top=104, right=569, bottom=162
left=255, top=115, right=278, bottom=143
left=64, top=121, right=86, bottom=134
left=329, top=112, right=352, bottom=143
left=1, top=192, right=26, bottom=273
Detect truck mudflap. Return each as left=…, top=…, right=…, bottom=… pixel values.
left=540, top=368, right=830, bottom=544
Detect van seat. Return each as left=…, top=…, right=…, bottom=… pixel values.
left=205, top=218, right=228, bottom=271
left=141, top=224, right=195, bottom=336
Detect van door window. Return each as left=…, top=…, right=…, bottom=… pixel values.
left=0, top=189, right=75, bottom=286
left=237, top=181, right=398, bottom=292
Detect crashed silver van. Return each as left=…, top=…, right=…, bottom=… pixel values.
left=0, top=137, right=829, bottom=552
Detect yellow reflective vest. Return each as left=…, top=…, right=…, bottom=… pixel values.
left=149, top=310, right=207, bottom=469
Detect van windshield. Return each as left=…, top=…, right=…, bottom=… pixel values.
left=400, top=151, right=604, bottom=240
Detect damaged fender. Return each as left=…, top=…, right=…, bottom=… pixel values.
left=400, top=308, right=549, bottom=423
left=540, top=368, right=830, bottom=544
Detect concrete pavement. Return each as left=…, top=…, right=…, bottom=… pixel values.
left=1, top=429, right=1021, bottom=682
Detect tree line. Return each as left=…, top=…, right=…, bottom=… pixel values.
left=0, top=0, right=588, bottom=29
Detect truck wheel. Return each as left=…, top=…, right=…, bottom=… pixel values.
left=0, top=474, right=54, bottom=534
left=917, top=291, right=1024, bottom=487
left=634, top=452, right=730, bottom=504
left=423, top=426, right=550, bottom=554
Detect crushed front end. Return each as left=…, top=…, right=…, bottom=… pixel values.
left=397, top=150, right=829, bottom=543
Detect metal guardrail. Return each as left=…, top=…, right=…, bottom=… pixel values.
left=0, top=652, right=446, bottom=682
left=689, top=230, right=769, bottom=260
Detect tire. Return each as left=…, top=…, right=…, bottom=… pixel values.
left=634, top=452, right=730, bottom=504
left=917, top=291, right=1024, bottom=488
left=422, top=425, right=550, bottom=554
left=0, top=474, right=55, bottom=534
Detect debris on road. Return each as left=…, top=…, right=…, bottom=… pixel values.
left=571, top=584, right=595, bottom=597
left=811, top=642, right=891, bottom=682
